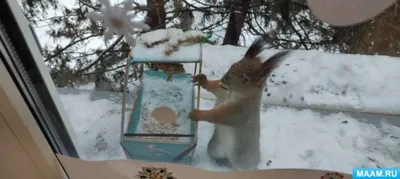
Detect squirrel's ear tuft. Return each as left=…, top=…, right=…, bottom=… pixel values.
left=257, top=51, right=291, bottom=81
left=244, top=34, right=271, bottom=60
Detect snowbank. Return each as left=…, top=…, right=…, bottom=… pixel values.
left=64, top=42, right=400, bottom=174
left=58, top=88, right=400, bottom=173
left=183, top=44, right=400, bottom=115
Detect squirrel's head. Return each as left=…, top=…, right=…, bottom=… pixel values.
left=219, top=35, right=291, bottom=95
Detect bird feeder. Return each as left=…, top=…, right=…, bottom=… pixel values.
left=120, top=29, right=209, bottom=165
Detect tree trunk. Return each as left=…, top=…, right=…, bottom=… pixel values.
left=146, top=0, right=166, bottom=29
left=145, top=0, right=166, bottom=70
left=222, top=0, right=250, bottom=46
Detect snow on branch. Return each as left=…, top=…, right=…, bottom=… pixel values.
left=77, top=35, right=124, bottom=74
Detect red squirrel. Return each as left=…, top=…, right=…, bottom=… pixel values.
left=190, top=35, right=291, bottom=171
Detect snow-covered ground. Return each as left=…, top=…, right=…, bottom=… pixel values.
left=58, top=44, right=400, bottom=174
left=185, top=45, right=400, bottom=115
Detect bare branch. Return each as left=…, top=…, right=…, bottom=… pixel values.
left=293, top=14, right=314, bottom=49
left=280, top=3, right=309, bottom=50
left=79, top=0, right=147, bottom=11
left=44, top=34, right=101, bottom=62
left=131, top=1, right=148, bottom=11
left=75, top=35, right=124, bottom=74
left=82, top=64, right=126, bottom=75
left=78, top=0, right=99, bottom=10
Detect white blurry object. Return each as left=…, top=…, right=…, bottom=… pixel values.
left=85, top=0, right=150, bottom=46
left=308, top=0, right=396, bottom=26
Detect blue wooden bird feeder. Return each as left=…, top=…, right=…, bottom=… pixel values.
left=119, top=32, right=209, bottom=165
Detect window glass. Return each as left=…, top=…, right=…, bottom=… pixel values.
left=14, top=0, right=400, bottom=174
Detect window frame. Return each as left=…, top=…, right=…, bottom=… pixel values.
left=0, top=0, right=79, bottom=158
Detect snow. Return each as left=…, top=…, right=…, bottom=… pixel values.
left=58, top=44, right=400, bottom=174
left=182, top=45, right=400, bottom=115
left=131, top=28, right=207, bottom=62
left=131, top=44, right=202, bottom=62
left=131, top=71, right=194, bottom=143
left=58, top=89, right=127, bottom=160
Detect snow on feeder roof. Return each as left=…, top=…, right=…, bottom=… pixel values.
left=130, top=28, right=210, bottom=63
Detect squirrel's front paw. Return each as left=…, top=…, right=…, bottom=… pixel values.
left=189, top=109, right=203, bottom=122
left=191, top=74, right=208, bottom=88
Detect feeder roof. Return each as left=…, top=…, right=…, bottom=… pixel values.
left=130, top=43, right=201, bottom=63
left=130, top=28, right=205, bottom=63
